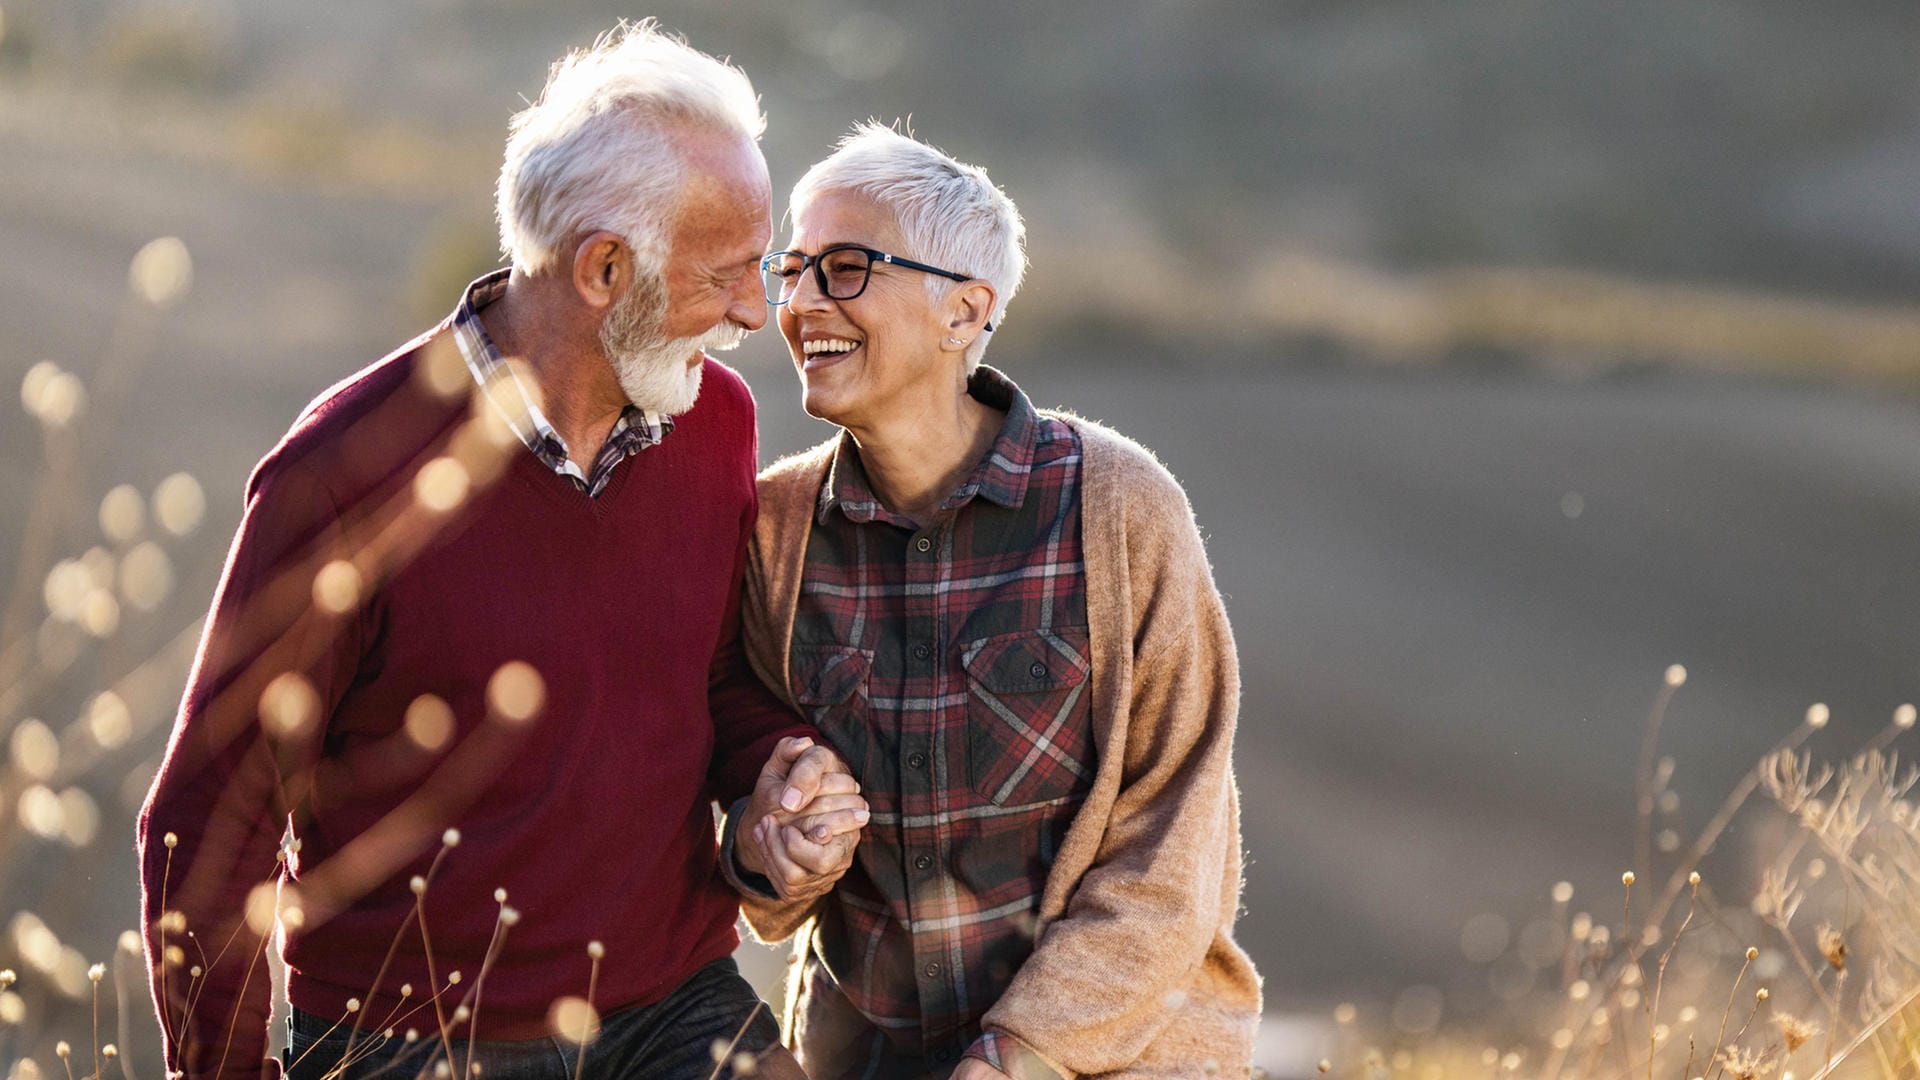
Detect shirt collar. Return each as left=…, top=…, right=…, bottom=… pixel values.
left=817, top=365, right=1040, bottom=526
left=449, top=270, right=672, bottom=478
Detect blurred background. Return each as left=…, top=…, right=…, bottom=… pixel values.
left=4, top=0, right=1920, bottom=1074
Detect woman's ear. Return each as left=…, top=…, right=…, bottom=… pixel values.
left=942, top=280, right=997, bottom=350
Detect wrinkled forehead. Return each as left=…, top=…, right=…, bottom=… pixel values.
left=787, top=188, right=907, bottom=253
left=672, top=139, right=774, bottom=260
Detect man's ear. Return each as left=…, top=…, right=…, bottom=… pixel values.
left=572, top=231, right=630, bottom=312
left=941, top=280, right=997, bottom=351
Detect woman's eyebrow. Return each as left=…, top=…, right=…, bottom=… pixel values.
left=774, top=240, right=881, bottom=255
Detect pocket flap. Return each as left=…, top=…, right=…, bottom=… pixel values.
left=962, top=629, right=1089, bottom=694
left=792, top=646, right=873, bottom=706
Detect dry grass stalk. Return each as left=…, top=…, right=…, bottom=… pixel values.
left=1320, top=677, right=1920, bottom=1080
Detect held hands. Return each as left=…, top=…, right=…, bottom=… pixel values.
left=951, top=1059, right=1013, bottom=1080
left=737, top=736, right=867, bottom=901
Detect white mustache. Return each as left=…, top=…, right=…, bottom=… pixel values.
left=697, top=320, right=752, bottom=353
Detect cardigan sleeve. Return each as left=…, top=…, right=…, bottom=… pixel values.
left=975, top=451, right=1245, bottom=1078
left=728, top=448, right=837, bottom=941
left=705, top=493, right=817, bottom=806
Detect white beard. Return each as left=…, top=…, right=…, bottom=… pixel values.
left=599, top=276, right=750, bottom=416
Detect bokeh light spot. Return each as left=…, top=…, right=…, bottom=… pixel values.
left=153, top=473, right=206, bottom=536
left=129, top=237, right=193, bottom=308
left=79, top=589, right=121, bottom=638
left=312, top=560, right=363, bottom=615
left=99, top=484, right=146, bottom=543
left=404, top=695, right=455, bottom=751
left=10, top=720, right=58, bottom=780
left=86, top=692, right=133, bottom=750
left=27, top=369, right=85, bottom=428
left=10, top=914, right=60, bottom=974
left=52, top=948, right=87, bottom=999
left=17, top=786, right=63, bottom=840
left=20, top=361, right=57, bottom=415
left=548, top=996, right=599, bottom=1044
left=414, top=456, right=471, bottom=513
left=259, top=672, right=320, bottom=737
left=417, top=337, right=471, bottom=399
left=487, top=662, right=544, bottom=723
left=42, top=560, right=89, bottom=621
left=244, top=884, right=278, bottom=937
left=120, top=541, right=174, bottom=611
left=58, top=788, right=98, bottom=848
left=80, top=547, right=115, bottom=590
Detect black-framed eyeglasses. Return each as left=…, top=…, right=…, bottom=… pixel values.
left=761, top=245, right=994, bottom=330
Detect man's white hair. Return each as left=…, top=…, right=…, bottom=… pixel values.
left=791, top=123, right=1027, bottom=370
left=497, top=21, right=766, bottom=277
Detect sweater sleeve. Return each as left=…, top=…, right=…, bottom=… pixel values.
left=976, top=460, right=1244, bottom=1078
left=137, top=457, right=365, bottom=1080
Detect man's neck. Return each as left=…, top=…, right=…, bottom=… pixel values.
left=479, top=273, right=631, bottom=462
left=846, top=384, right=1002, bottom=526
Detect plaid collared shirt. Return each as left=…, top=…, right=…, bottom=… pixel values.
left=791, top=366, right=1090, bottom=1076
left=452, top=270, right=671, bottom=497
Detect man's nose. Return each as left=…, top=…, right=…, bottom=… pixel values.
left=729, top=269, right=769, bottom=332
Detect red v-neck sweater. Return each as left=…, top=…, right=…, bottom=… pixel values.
left=138, top=326, right=811, bottom=1078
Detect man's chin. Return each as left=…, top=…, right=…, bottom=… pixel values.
left=613, top=354, right=704, bottom=416
left=662, top=361, right=704, bottom=415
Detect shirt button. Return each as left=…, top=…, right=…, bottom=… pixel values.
left=923, top=961, right=942, bottom=979
left=932, top=1048, right=954, bottom=1064
left=907, top=752, right=928, bottom=770
left=914, top=853, right=933, bottom=871
left=915, top=536, right=933, bottom=553
left=913, top=643, right=933, bottom=661
left=1029, top=661, right=1047, bottom=679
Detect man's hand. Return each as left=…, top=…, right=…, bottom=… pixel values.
left=736, top=736, right=867, bottom=899
left=951, top=1059, right=1012, bottom=1080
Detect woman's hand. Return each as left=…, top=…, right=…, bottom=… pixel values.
left=736, top=736, right=868, bottom=899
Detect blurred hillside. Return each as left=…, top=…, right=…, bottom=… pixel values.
left=3, top=1, right=1920, bottom=1075
left=11, top=0, right=1920, bottom=319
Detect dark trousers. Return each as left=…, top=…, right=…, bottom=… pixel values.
left=283, top=958, right=783, bottom=1080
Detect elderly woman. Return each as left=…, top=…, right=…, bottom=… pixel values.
left=726, top=125, right=1260, bottom=1079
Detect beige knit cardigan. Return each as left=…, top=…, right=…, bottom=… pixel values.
left=738, top=414, right=1262, bottom=1078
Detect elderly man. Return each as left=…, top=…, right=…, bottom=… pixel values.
left=138, top=24, right=863, bottom=1080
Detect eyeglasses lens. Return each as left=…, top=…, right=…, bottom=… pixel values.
left=763, top=249, right=875, bottom=304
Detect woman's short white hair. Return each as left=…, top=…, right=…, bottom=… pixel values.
left=791, top=123, right=1027, bottom=370
left=497, top=21, right=766, bottom=277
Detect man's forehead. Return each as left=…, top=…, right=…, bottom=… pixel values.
left=673, top=161, right=773, bottom=257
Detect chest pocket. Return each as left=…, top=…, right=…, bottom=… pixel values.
left=963, top=627, right=1095, bottom=807
left=791, top=645, right=875, bottom=783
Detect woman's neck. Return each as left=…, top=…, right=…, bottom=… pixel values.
left=847, top=389, right=1002, bottom=526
